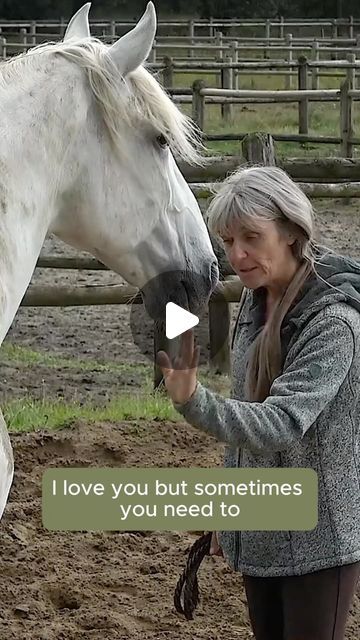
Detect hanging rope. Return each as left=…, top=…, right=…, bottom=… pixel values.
left=173, top=531, right=212, bottom=620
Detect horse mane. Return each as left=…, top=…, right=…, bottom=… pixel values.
left=0, top=38, right=204, bottom=166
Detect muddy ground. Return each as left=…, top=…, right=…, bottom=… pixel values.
left=0, top=199, right=359, bottom=638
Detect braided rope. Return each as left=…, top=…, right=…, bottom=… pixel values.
left=173, top=531, right=212, bottom=620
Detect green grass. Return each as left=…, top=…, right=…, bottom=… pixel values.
left=0, top=342, right=148, bottom=376
left=204, top=102, right=344, bottom=158
left=0, top=342, right=231, bottom=431
left=173, top=67, right=359, bottom=158
left=3, top=391, right=179, bottom=432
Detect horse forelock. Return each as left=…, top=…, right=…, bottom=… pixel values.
left=0, top=38, right=204, bottom=166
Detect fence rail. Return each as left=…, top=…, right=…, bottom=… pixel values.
left=1, top=16, right=360, bottom=40
left=22, top=279, right=242, bottom=307
left=185, top=80, right=358, bottom=156
left=179, top=155, right=360, bottom=182
left=4, top=35, right=360, bottom=69
left=4, top=21, right=360, bottom=70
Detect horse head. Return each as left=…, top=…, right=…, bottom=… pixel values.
left=49, top=2, right=219, bottom=318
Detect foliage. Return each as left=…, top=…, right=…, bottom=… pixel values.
left=0, top=0, right=358, bottom=20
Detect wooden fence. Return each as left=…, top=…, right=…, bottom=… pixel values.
left=175, top=81, right=359, bottom=157
left=4, top=29, right=360, bottom=75
left=4, top=18, right=360, bottom=69
left=150, top=39, right=360, bottom=68
left=1, top=17, right=360, bottom=40
left=4, top=31, right=360, bottom=59
left=159, top=55, right=360, bottom=91
left=18, top=133, right=360, bottom=386
left=2, top=36, right=360, bottom=92
left=179, top=155, right=360, bottom=182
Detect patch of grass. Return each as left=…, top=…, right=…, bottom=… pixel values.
left=173, top=67, right=357, bottom=159
left=0, top=342, right=230, bottom=390
left=1, top=343, right=231, bottom=431
left=4, top=391, right=178, bottom=432
left=4, top=369, right=230, bottom=432
left=202, top=101, right=343, bottom=158
left=0, top=342, right=148, bottom=376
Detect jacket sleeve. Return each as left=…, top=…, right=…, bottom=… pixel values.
left=173, top=313, right=356, bottom=453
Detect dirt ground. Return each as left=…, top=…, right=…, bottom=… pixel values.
left=0, top=199, right=359, bottom=638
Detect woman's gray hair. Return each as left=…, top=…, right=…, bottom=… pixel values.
left=206, top=165, right=322, bottom=402
left=206, top=165, right=316, bottom=263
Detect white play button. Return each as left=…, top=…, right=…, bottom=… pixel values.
left=165, top=302, right=199, bottom=339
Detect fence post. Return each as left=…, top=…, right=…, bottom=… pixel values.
left=0, top=37, right=6, bottom=59
left=285, top=33, right=293, bottom=89
left=340, top=79, right=353, bottom=158
left=149, top=40, right=156, bottom=64
left=20, top=28, right=27, bottom=47
left=192, top=79, right=205, bottom=131
left=331, top=20, right=338, bottom=59
left=347, top=52, right=356, bottom=90
left=264, top=19, right=271, bottom=59
left=331, top=19, right=338, bottom=40
left=279, top=15, right=284, bottom=39
left=230, top=41, right=238, bottom=89
left=215, top=30, right=223, bottom=88
left=215, top=30, right=223, bottom=60
left=162, top=56, right=174, bottom=89
left=265, top=19, right=271, bottom=51
left=349, top=15, right=354, bottom=39
left=209, top=17, right=214, bottom=38
left=110, top=20, right=116, bottom=39
left=298, top=56, right=309, bottom=135
left=311, top=41, right=320, bottom=90
left=30, top=21, right=36, bottom=46
left=188, top=19, right=194, bottom=58
left=222, top=56, right=233, bottom=123
left=242, top=132, right=276, bottom=165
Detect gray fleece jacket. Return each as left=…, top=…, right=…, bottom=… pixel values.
left=174, top=248, right=360, bottom=577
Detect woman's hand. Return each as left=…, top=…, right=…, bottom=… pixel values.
left=156, top=329, right=200, bottom=405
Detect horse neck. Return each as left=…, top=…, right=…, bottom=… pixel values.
left=0, top=54, right=81, bottom=345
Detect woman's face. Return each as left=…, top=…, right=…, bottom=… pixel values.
left=221, top=218, right=297, bottom=291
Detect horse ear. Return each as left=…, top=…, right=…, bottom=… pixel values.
left=64, top=3, right=91, bottom=42
left=109, top=2, right=156, bottom=77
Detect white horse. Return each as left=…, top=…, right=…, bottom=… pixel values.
left=0, top=3, right=218, bottom=519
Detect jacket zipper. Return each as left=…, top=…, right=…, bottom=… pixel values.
left=232, top=288, right=248, bottom=571
left=235, top=447, right=242, bottom=570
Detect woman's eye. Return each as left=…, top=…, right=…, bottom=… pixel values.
left=156, top=134, right=168, bottom=148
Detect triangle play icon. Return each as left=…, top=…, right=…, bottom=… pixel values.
left=165, top=302, right=199, bottom=339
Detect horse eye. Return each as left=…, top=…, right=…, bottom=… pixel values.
left=156, top=134, right=168, bottom=148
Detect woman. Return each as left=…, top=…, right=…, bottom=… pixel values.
left=157, top=166, right=360, bottom=640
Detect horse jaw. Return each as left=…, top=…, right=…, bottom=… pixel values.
left=109, top=2, right=156, bottom=77
left=64, top=3, right=91, bottom=42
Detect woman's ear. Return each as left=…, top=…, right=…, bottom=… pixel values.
left=287, top=234, right=296, bottom=246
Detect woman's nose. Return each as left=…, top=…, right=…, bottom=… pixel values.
left=230, top=245, right=248, bottom=261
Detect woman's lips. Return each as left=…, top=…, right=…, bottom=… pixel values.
left=239, top=267, right=257, bottom=273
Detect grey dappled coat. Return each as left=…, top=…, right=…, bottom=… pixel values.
left=174, top=248, right=360, bottom=577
